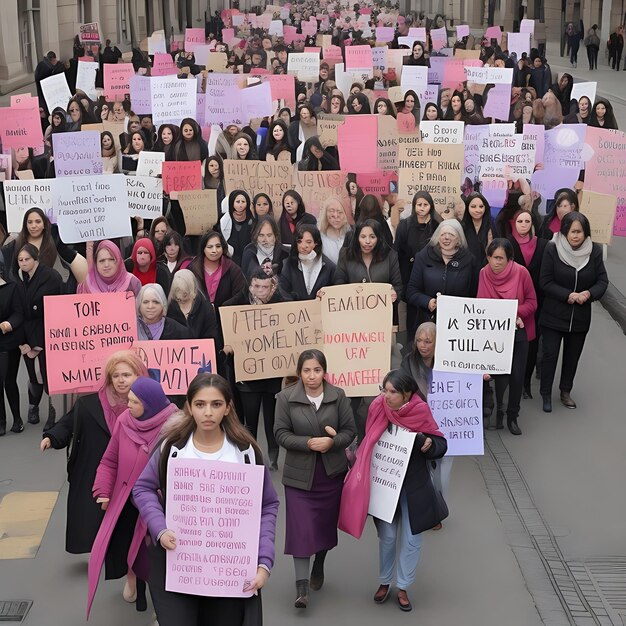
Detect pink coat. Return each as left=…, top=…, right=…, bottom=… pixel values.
left=86, top=403, right=178, bottom=618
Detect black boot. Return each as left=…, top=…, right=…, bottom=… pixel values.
left=43, top=400, right=56, bottom=432
left=295, top=579, right=309, bottom=608
left=0, top=420, right=5, bottom=437
left=310, top=550, right=327, bottom=591
left=542, top=395, right=552, bottom=413
left=135, top=579, right=147, bottom=612
left=27, top=404, right=40, bottom=425
left=507, top=417, right=522, bottom=436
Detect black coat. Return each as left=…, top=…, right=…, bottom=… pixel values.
left=539, top=241, right=608, bottom=333
left=394, top=216, right=438, bottom=288
left=406, top=246, right=478, bottom=325
left=278, top=212, right=317, bottom=245
left=15, top=264, right=64, bottom=347
left=0, top=281, right=25, bottom=351
left=45, top=394, right=109, bottom=553
left=279, top=255, right=336, bottom=300
left=166, top=292, right=222, bottom=351
left=159, top=317, right=192, bottom=340
left=508, top=235, right=548, bottom=305
left=241, top=243, right=289, bottom=280
left=189, top=257, right=247, bottom=309
left=124, top=260, right=172, bottom=296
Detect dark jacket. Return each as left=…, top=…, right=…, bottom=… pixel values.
left=508, top=235, right=548, bottom=304
left=539, top=241, right=608, bottom=333
left=189, top=256, right=247, bottom=309
left=406, top=245, right=478, bottom=325
left=159, top=317, right=192, bottom=340
left=274, top=380, right=357, bottom=491
left=0, top=281, right=25, bottom=351
left=279, top=255, right=336, bottom=300
left=166, top=292, right=221, bottom=351
left=394, top=216, right=438, bottom=288
left=45, top=393, right=109, bottom=553
left=124, top=259, right=172, bottom=297
left=241, top=243, right=288, bottom=280
left=334, top=248, right=403, bottom=299
left=278, top=211, right=317, bottom=246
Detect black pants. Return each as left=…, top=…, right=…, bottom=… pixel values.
left=524, top=334, right=539, bottom=390
left=569, top=43, right=579, bottom=64
left=494, top=331, right=528, bottom=421
left=240, top=390, right=278, bottom=455
left=0, top=350, right=21, bottom=425
left=539, top=326, right=587, bottom=396
left=23, top=351, right=48, bottom=406
left=611, top=47, right=623, bottom=70
left=587, top=45, right=599, bottom=69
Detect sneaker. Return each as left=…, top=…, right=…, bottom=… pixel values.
left=27, top=405, right=40, bottom=425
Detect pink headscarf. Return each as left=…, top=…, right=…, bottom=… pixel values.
left=80, top=241, right=136, bottom=294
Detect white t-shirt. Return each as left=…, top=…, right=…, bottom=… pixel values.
left=178, top=433, right=240, bottom=463
left=307, top=393, right=324, bottom=410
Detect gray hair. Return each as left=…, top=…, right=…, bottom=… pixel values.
left=429, top=219, right=467, bottom=249
left=137, top=283, right=168, bottom=317
left=168, top=269, right=199, bottom=304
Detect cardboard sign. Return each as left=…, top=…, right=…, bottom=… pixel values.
left=320, top=284, right=393, bottom=396
left=137, top=151, right=166, bottom=177
left=206, top=52, right=229, bottom=73
left=579, top=190, right=617, bottom=244
left=178, top=189, right=219, bottom=235
left=428, top=371, right=484, bottom=456
left=287, top=52, right=320, bottom=81
left=337, top=116, right=378, bottom=174
left=151, top=77, right=197, bottom=126
left=52, top=131, right=102, bottom=177
left=377, top=114, right=399, bottom=171
left=44, top=292, right=137, bottom=394
left=435, top=295, right=517, bottom=374
left=165, top=458, right=264, bottom=597
left=104, top=63, right=135, bottom=100
left=368, top=425, right=417, bottom=522
left=54, top=174, right=131, bottom=243
left=293, top=170, right=350, bottom=219
left=134, top=339, right=217, bottom=394
left=317, top=114, right=345, bottom=148
left=40, top=73, right=72, bottom=113
left=0, top=105, right=43, bottom=150
left=76, top=60, right=99, bottom=99
left=221, top=300, right=323, bottom=382
left=162, top=161, right=203, bottom=193
left=3, top=179, right=56, bottom=232
left=126, top=176, right=164, bottom=219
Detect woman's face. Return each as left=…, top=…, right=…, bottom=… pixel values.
left=165, top=240, right=179, bottom=261
left=414, top=197, right=431, bottom=219
left=415, top=331, right=435, bottom=360
left=487, top=247, right=509, bottom=274
left=26, top=212, right=45, bottom=239
left=579, top=98, right=589, bottom=116
left=129, top=119, right=141, bottom=133
left=232, top=194, right=248, bottom=220
left=464, top=99, right=475, bottom=114
left=161, top=127, right=173, bottom=145
left=310, top=144, right=324, bottom=159
left=351, top=97, right=363, bottom=113
left=182, top=123, right=195, bottom=140
left=96, top=248, right=118, bottom=278
left=522, top=105, right=533, bottom=124
left=349, top=181, right=358, bottom=195
left=331, top=97, right=343, bottom=114
left=404, top=95, right=415, bottom=112
left=382, top=380, right=408, bottom=410
left=412, top=43, right=423, bottom=59
left=190, top=386, right=230, bottom=433
left=206, top=160, right=220, bottom=178
left=376, top=100, right=388, bottom=115
left=175, top=286, right=192, bottom=304
left=127, top=391, right=145, bottom=419
left=139, top=290, right=164, bottom=323
left=556, top=199, right=575, bottom=220
left=300, top=358, right=325, bottom=392
left=15, top=147, right=29, bottom=165
left=17, top=250, right=36, bottom=274
left=566, top=220, right=586, bottom=248
left=595, top=103, right=606, bottom=119
left=468, top=197, right=485, bottom=221
left=283, top=195, right=298, bottom=217
left=153, top=222, right=168, bottom=241
left=53, top=114, right=63, bottom=127
left=102, top=134, right=113, bottom=151
left=68, top=102, right=81, bottom=122
left=113, top=102, right=125, bottom=120
left=234, top=138, right=250, bottom=158
left=100, top=104, right=109, bottom=120
left=280, top=110, right=291, bottom=125
left=515, top=212, right=533, bottom=237
left=326, top=204, right=347, bottom=230
left=131, top=133, right=145, bottom=152
left=296, top=231, right=316, bottom=255
left=204, top=236, right=223, bottom=262
left=254, top=196, right=271, bottom=217
left=256, top=221, right=276, bottom=247
left=358, top=226, right=377, bottom=254
left=135, top=247, right=152, bottom=269
left=110, top=363, right=138, bottom=397
left=438, top=227, right=460, bottom=251
left=299, top=107, right=312, bottom=123
left=451, top=95, right=462, bottom=113
left=272, top=125, right=285, bottom=141
left=425, top=105, right=438, bottom=120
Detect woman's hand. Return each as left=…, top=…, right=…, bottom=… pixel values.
left=516, top=316, right=524, bottom=328
left=40, top=437, right=51, bottom=452
left=316, top=289, right=326, bottom=300
left=160, top=530, right=177, bottom=550
left=420, top=437, right=433, bottom=453
left=307, top=437, right=334, bottom=453
left=576, top=290, right=591, bottom=304
left=0, top=321, right=12, bottom=334
left=390, top=288, right=397, bottom=303
left=567, top=292, right=578, bottom=304
left=96, top=497, right=110, bottom=511
left=243, top=566, right=270, bottom=594
left=428, top=298, right=437, bottom=312
left=223, top=345, right=234, bottom=355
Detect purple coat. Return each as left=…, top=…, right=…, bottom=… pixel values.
left=132, top=436, right=279, bottom=572
left=86, top=403, right=178, bottom=618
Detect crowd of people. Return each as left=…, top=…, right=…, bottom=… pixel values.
left=0, top=1, right=617, bottom=624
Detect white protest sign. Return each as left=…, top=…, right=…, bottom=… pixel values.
left=400, top=65, right=428, bottom=95
left=520, top=19, right=535, bottom=35
left=129, top=75, right=152, bottom=114
left=52, top=131, right=103, bottom=177
left=571, top=82, right=597, bottom=106
left=420, top=121, right=464, bottom=144
left=137, top=151, right=165, bottom=177
left=151, top=77, right=197, bottom=126
left=415, top=84, right=439, bottom=107
left=435, top=296, right=517, bottom=374
left=126, top=176, right=164, bottom=218
left=204, top=74, right=244, bottom=126
left=287, top=52, right=320, bottom=81
left=54, top=174, right=131, bottom=243
left=76, top=60, right=99, bottom=100
left=478, top=133, right=536, bottom=179
left=269, top=20, right=284, bottom=36
left=428, top=370, right=484, bottom=456
left=464, top=66, right=513, bottom=85
left=148, top=31, right=167, bottom=54
left=3, top=179, right=56, bottom=233
left=368, top=424, right=417, bottom=523
left=507, top=32, right=530, bottom=57
left=41, top=73, right=72, bottom=113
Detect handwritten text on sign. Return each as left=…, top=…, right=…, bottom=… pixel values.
left=44, top=292, right=137, bottom=394
left=320, top=284, right=392, bottom=397
left=221, top=300, right=323, bottom=382
left=427, top=370, right=483, bottom=456
left=435, top=296, right=517, bottom=374
left=166, top=458, right=264, bottom=597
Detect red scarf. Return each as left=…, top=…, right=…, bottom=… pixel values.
left=131, top=238, right=157, bottom=286
left=477, top=260, right=524, bottom=300
left=511, top=230, right=537, bottom=267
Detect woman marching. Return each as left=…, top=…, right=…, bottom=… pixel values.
left=274, top=349, right=357, bottom=609
left=133, top=373, right=279, bottom=626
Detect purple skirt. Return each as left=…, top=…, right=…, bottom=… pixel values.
left=284, top=455, right=344, bottom=557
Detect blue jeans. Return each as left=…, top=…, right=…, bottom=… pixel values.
left=374, top=491, right=422, bottom=589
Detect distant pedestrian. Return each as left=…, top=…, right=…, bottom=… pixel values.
left=584, top=25, right=600, bottom=69
left=608, top=25, right=624, bottom=70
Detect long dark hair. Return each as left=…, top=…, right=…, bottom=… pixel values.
left=296, top=349, right=327, bottom=375
left=188, top=230, right=230, bottom=279
left=347, top=219, right=388, bottom=263
left=15, top=208, right=57, bottom=270
left=289, top=223, right=322, bottom=265
left=382, top=369, right=419, bottom=396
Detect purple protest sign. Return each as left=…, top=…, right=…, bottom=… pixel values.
left=130, top=75, right=152, bottom=114
left=483, top=84, right=511, bottom=121
left=52, top=131, right=102, bottom=177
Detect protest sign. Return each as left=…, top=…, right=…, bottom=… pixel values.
left=134, top=340, right=216, bottom=394
left=520, top=19, right=535, bottom=34
left=126, top=176, right=163, bottom=219
left=480, top=176, right=508, bottom=207
left=294, top=170, right=350, bottom=218
left=178, top=189, right=219, bottom=235
left=523, top=123, right=544, bottom=162
left=129, top=75, right=152, bottom=114
left=137, top=151, right=165, bottom=177
left=435, top=296, right=517, bottom=374
left=0, top=105, right=43, bottom=150
left=152, top=53, right=178, bottom=76
left=221, top=300, right=323, bottom=381
left=79, top=22, right=101, bottom=43
left=456, top=24, right=470, bottom=38
left=224, top=160, right=294, bottom=219
left=54, top=174, right=131, bottom=243
left=240, top=82, right=273, bottom=120
left=400, top=65, right=428, bottom=94
left=375, top=27, right=395, bottom=42
left=345, top=45, right=373, bottom=70
left=428, top=371, right=484, bottom=456
left=44, top=292, right=137, bottom=394
left=430, top=27, right=448, bottom=51
left=206, top=51, right=229, bottom=73
left=579, top=190, right=617, bottom=245
left=464, top=66, right=513, bottom=85
left=408, top=27, right=427, bottom=40
left=478, top=133, right=535, bottom=180
left=414, top=84, right=439, bottom=109
left=162, top=161, right=203, bottom=193
left=507, top=32, right=530, bottom=57
left=104, top=63, right=134, bottom=100
left=204, top=74, right=244, bottom=126
left=3, top=180, right=55, bottom=232
left=320, top=283, right=392, bottom=396
left=420, top=121, right=464, bottom=144
left=570, top=81, right=597, bottom=107
left=485, top=25, right=502, bottom=43
left=268, top=19, right=284, bottom=36
left=287, top=52, right=321, bottom=81
left=338, top=116, right=378, bottom=173
left=317, top=114, right=345, bottom=147
left=185, top=27, right=206, bottom=52
left=40, top=73, right=72, bottom=113
left=252, top=73, right=296, bottom=110
left=377, top=114, right=399, bottom=171
left=454, top=48, right=481, bottom=59
left=76, top=60, right=99, bottom=99
left=52, top=131, right=102, bottom=177
left=151, top=77, right=197, bottom=126
left=11, top=94, right=39, bottom=108
left=483, top=83, right=512, bottom=121
left=148, top=31, right=167, bottom=55
left=165, top=457, right=264, bottom=597
left=441, top=57, right=481, bottom=87
left=368, top=425, right=417, bottom=523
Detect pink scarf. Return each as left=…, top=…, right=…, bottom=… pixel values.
left=549, top=214, right=561, bottom=234
left=477, top=260, right=523, bottom=300
left=99, top=385, right=129, bottom=433
left=511, top=230, right=537, bottom=267
left=204, top=259, right=223, bottom=302
left=81, top=240, right=135, bottom=294
left=338, top=394, right=443, bottom=539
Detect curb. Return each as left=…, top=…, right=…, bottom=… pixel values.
left=601, top=282, right=626, bottom=334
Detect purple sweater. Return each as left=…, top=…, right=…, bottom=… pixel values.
left=132, top=439, right=279, bottom=571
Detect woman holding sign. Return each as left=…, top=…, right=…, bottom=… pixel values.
left=338, top=369, right=447, bottom=612
left=133, top=373, right=279, bottom=626
left=274, top=349, right=356, bottom=609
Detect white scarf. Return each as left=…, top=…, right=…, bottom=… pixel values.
left=256, top=243, right=275, bottom=266
left=552, top=232, right=593, bottom=271
left=298, top=251, right=323, bottom=295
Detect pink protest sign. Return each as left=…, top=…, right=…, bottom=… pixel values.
left=222, top=28, right=236, bottom=44
left=162, top=161, right=203, bottom=193
left=430, top=27, right=448, bottom=51
left=0, top=105, right=43, bottom=150
left=10, top=94, right=39, bottom=108
left=165, top=458, right=265, bottom=597
left=44, top=292, right=138, bottom=394
left=284, top=25, right=297, bottom=44
left=345, top=45, right=373, bottom=70
left=302, top=19, right=318, bottom=35
left=323, top=46, right=343, bottom=63
left=485, top=26, right=502, bottom=43
left=133, top=339, right=216, bottom=394
left=252, top=73, right=296, bottom=110
left=185, top=27, right=206, bottom=52
left=483, top=83, right=511, bottom=121
left=338, top=116, right=378, bottom=173
left=584, top=127, right=626, bottom=236
left=442, top=58, right=482, bottom=87
left=456, top=24, right=470, bottom=38
left=152, top=53, right=178, bottom=76
left=104, top=63, right=135, bottom=100
left=408, top=27, right=427, bottom=40
left=376, top=27, right=395, bottom=42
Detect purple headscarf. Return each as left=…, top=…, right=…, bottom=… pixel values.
left=130, top=377, right=170, bottom=421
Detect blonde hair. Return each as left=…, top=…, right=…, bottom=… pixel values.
left=168, top=269, right=199, bottom=304
left=137, top=283, right=168, bottom=316
left=415, top=321, right=436, bottom=345
left=104, top=350, right=149, bottom=387
left=318, top=197, right=349, bottom=235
